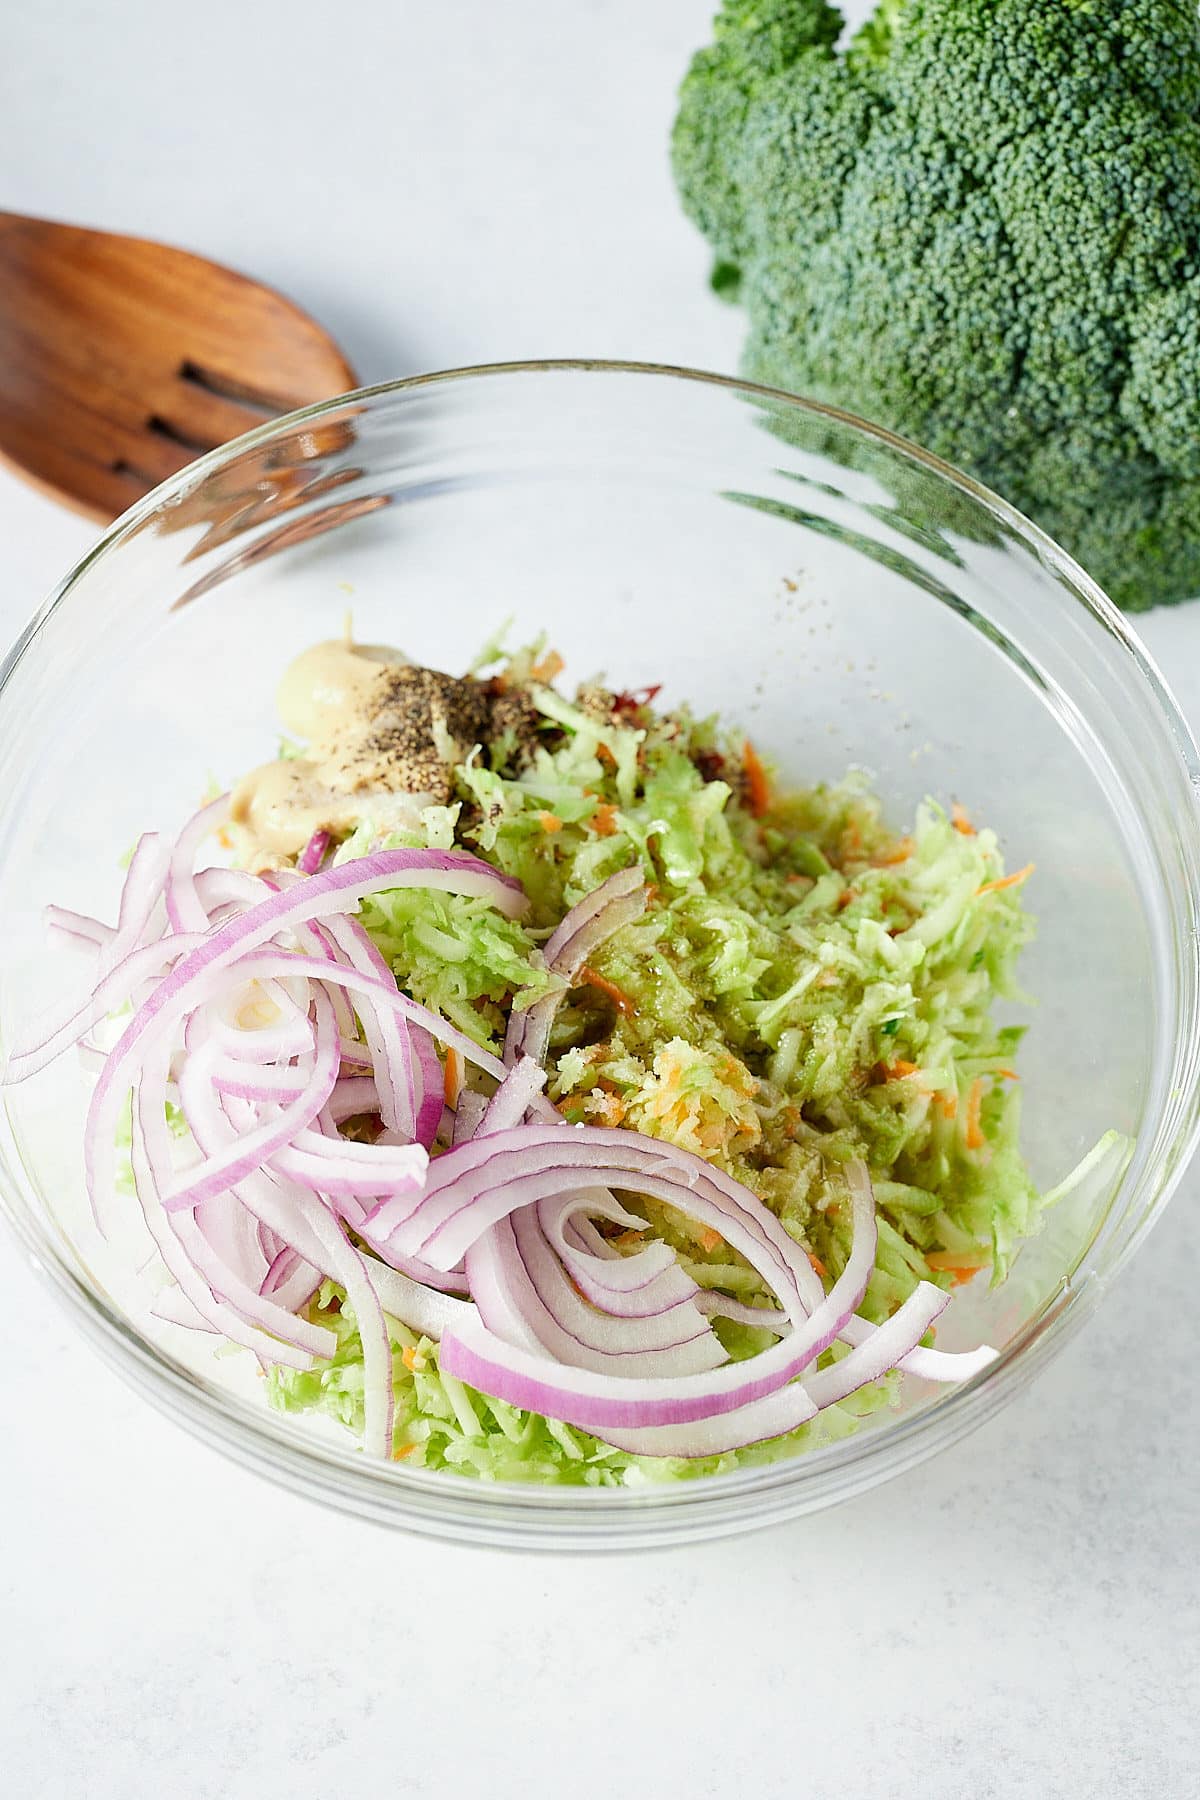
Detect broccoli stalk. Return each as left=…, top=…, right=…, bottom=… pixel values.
left=672, top=0, right=1200, bottom=610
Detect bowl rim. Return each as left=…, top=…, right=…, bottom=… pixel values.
left=3, top=356, right=1199, bottom=1548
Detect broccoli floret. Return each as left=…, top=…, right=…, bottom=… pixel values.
left=673, top=0, right=1200, bottom=609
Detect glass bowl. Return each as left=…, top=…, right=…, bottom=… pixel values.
left=1, top=361, right=1198, bottom=1551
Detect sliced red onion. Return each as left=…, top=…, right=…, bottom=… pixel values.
left=150, top=1283, right=220, bottom=1333
left=83, top=947, right=505, bottom=1236
left=427, top=1149, right=878, bottom=1432
left=362, top=1253, right=474, bottom=1340
left=193, top=866, right=275, bottom=915
left=463, top=1221, right=548, bottom=1356
left=292, top=1194, right=394, bottom=1459
left=695, top=1294, right=791, bottom=1335
left=804, top=1285, right=953, bottom=1408
left=298, top=829, right=332, bottom=875
left=464, top=1212, right=721, bottom=1378
left=261, top=1245, right=301, bottom=1297
left=325, top=1076, right=382, bottom=1121
left=194, top=1183, right=270, bottom=1293
left=508, top=1203, right=724, bottom=1374
left=478, top=1055, right=548, bottom=1135
left=46, top=906, right=115, bottom=955
left=162, top=989, right=341, bottom=1212
left=503, top=866, right=646, bottom=1068
left=205, top=977, right=316, bottom=1063
left=78, top=830, right=174, bottom=985
left=6, top=845, right=525, bottom=1087
left=542, top=864, right=646, bottom=966
left=271, top=1132, right=428, bottom=1200
left=317, top=915, right=417, bottom=1141
left=452, top=1090, right=488, bottom=1145
left=372, top=1126, right=811, bottom=1302
left=166, top=795, right=230, bottom=934
left=836, top=1313, right=999, bottom=1384
left=412, top=1028, right=446, bottom=1150
left=6, top=930, right=206, bottom=1090
left=130, top=1048, right=329, bottom=1366
left=179, top=1051, right=345, bottom=1276
left=535, top=1188, right=703, bottom=1319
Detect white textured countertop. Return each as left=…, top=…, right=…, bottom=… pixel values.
left=2, top=4, right=1197, bottom=1794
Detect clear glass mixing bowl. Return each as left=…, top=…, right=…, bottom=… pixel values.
left=1, top=361, right=1198, bottom=1550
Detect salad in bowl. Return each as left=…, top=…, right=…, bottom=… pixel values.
left=6, top=629, right=1111, bottom=1485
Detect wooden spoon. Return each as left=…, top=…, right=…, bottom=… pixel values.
left=0, top=211, right=357, bottom=522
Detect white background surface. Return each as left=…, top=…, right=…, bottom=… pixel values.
left=2, top=3, right=1198, bottom=1794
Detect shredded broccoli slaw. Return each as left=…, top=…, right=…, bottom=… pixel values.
left=263, top=642, right=1051, bottom=1485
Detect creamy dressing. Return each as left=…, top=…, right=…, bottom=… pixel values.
left=229, top=638, right=451, bottom=867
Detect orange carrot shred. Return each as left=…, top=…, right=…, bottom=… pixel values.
left=951, top=803, right=976, bottom=837
left=977, top=862, right=1034, bottom=897
left=807, top=1250, right=828, bottom=1279
left=887, top=1059, right=920, bottom=1080
left=578, top=965, right=636, bottom=1016
left=743, top=739, right=771, bottom=817
left=927, top=1250, right=989, bottom=1283
left=530, top=649, right=565, bottom=683
left=393, top=1442, right=417, bottom=1460
left=698, top=1227, right=722, bottom=1253
left=401, top=1345, right=424, bottom=1372
left=591, top=801, right=619, bottom=836
left=443, top=1047, right=465, bottom=1109
left=872, top=836, right=914, bottom=867
left=537, top=810, right=563, bottom=834
left=964, top=1077, right=986, bottom=1149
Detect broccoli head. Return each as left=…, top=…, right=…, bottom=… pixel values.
left=672, top=0, right=1200, bottom=609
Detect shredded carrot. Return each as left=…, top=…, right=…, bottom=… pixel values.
left=578, top=964, right=636, bottom=1016
left=964, top=1076, right=986, bottom=1149
left=529, top=649, right=565, bottom=683
left=591, top=801, right=619, bottom=836
left=951, top=803, right=976, bottom=837
left=886, top=1059, right=921, bottom=1080
left=589, top=1080, right=627, bottom=1126
left=935, top=1091, right=958, bottom=1120
left=807, top=1250, right=828, bottom=1279
left=393, top=1442, right=417, bottom=1460
left=837, top=888, right=857, bottom=911
left=927, top=1250, right=989, bottom=1284
left=613, top=1228, right=645, bottom=1250
left=743, top=739, right=771, bottom=817
left=216, top=826, right=234, bottom=851
left=977, top=862, right=1034, bottom=897
left=596, top=742, right=617, bottom=771
left=872, top=836, right=914, bottom=867
left=443, top=1047, right=465, bottom=1109
left=401, top=1345, right=426, bottom=1373
left=537, top=810, right=563, bottom=834
left=995, top=1067, right=1019, bottom=1082
left=698, top=1227, right=723, bottom=1254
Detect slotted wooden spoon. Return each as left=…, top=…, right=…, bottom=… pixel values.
left=0, top=211, right=357, bottom=521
